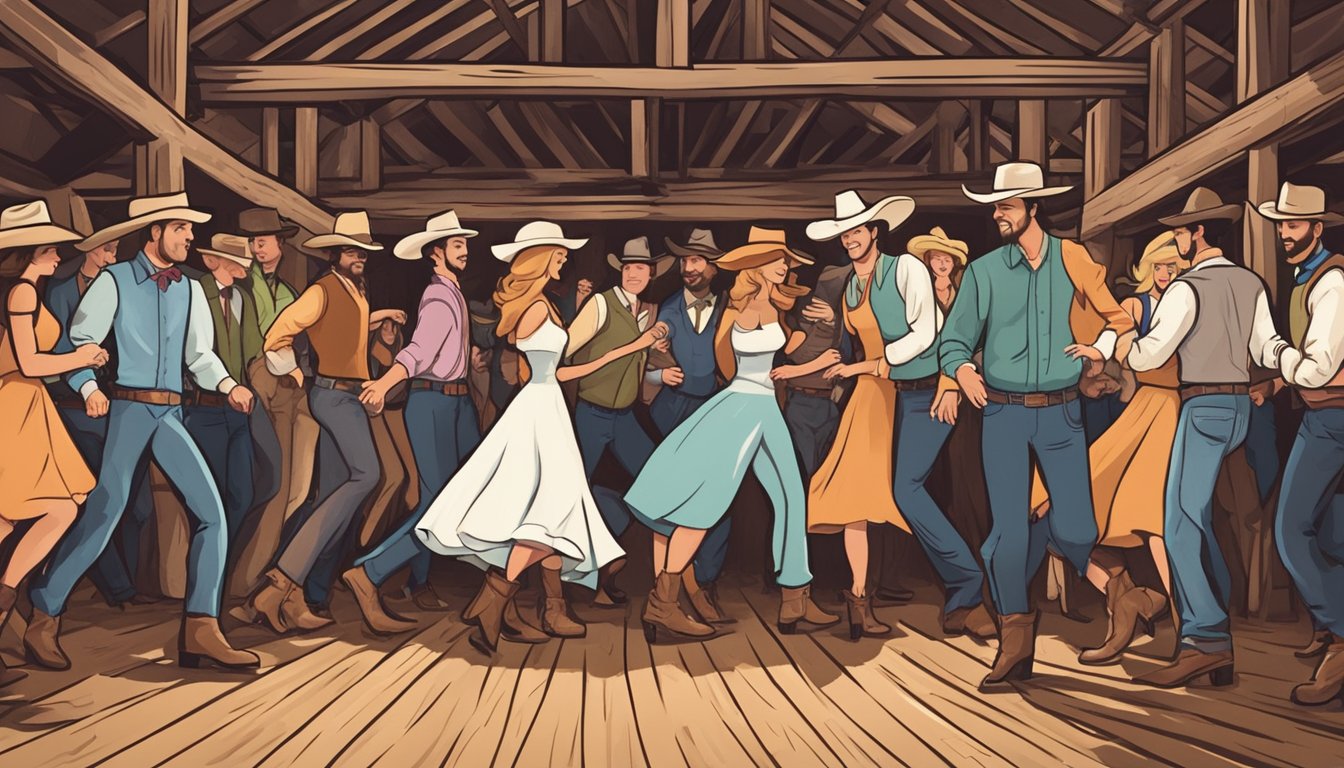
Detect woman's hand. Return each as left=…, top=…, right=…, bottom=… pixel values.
left=769, top=365, right=796, bottom=381
left=370, top=309, right=408, bottom=326
left=931, top=391, right=960, bottom=425
left=73, top=343, right=109, bottom=369
left=637, top=321, right=670, bottom=349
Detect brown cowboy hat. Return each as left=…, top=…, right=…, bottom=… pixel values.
left=607, top=236, right=674, bottom=277
left=1158, top=187, right=1243, bottom=227
left=717, top=226, right=815, bottom=271
left=665, top=228, right=725, bottom=259
left=237, top=207, right=300, bottom=238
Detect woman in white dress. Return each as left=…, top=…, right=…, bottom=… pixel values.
left=415, top=221, right=667, bottom=655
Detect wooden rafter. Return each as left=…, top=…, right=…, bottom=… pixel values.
left=246, top=0, right=360, bottom=61
left=189, top=0, right=265, bottom=45
left=92, top=10, right=145, bottom=48
left=304, top=0, right=421, bottom=61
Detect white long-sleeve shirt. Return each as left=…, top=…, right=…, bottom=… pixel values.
left=1281, top=268, right=1344, bottom=388
left=881, top=252, right=944, bottom=367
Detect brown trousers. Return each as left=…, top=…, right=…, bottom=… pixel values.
left=359, top=407, right=419, bottom=548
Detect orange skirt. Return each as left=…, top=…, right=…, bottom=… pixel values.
left=806, top=376, right=909, bottom=533
left=0, top=373, right=94, bottom=520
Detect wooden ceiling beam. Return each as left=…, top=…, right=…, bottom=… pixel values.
left=747, top=99, right=823, bottom=168
left=357, top=0, right=474, bottom=60
left=305, top=0, right=420, bottom=61
left=189, top=0, right=264, bottom=45
left=424, top=101, right=513, bottom=167
left=246, top=0, right=359, bottom=62
left=93, top=10, right=145, bottom=48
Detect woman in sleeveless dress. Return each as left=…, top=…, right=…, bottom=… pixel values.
left=1029, top=231, right=1187, bottom=664
left=625, top=227, right=841, bottom=640
left=414, top=222, right=666, bottom=656
left=0, top=200, right=108, bottom=687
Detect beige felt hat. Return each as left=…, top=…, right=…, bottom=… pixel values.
left=806, top=190, right=915, bottom=242
left=0, top=200, right=82, bottom=250
left=302, top=211, right=384, bottom=253
left=1158, top=187, right=1243, bottom=227
left=197, top=233, right=254, bottom=269
left=123, top=191, right=212, bottom=229
left=606, top=236, right=674, bottom=277
left=906, top=226, right=968, bottom=265
left=717, top=226, right=815, bottom=271
left=1254, top=182, right=1344, bottom=226
left=393, top=209, right=479, bottom=260
left=665, top=228, right=724, bottom=259
left=961, top=162, right=1072, bottom=204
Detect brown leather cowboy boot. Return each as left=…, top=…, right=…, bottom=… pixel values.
left=778, top=584, right=839, bottom=634
left=539, top=566, right=586, bottom=638
left=0, top=585, right=27, bottom=688
left=23, top=609, right=70, bottom=670
left=1292, top=640, right=1344, bottom=706
left=1079, top=586, right=1167, bottom=666
left=1135, top=647, right=1234, bottom=688
left=843, top=590, right=891, bottom=640
left=179, top=615, right=261, bottom=670
left=461, top=569, right=547, bottom=643
left=593, top=558, right=628, bottom=607
left=342, top=566, right=418, bottom=635
left=1297, top=630, right=1333, bottom=659
left=469, top=569, right=520, bottom=656
left=683, top=565, right=734, bottom=625
left=979, top=611, right=1038, bottom=691
left=642, top=570, right=715, bottom=642
left=245, top=568, right=295, bottom=634
left=943, top=603, right=997, bottom=640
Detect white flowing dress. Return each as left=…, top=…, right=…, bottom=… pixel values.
left=415, top=315, right=623, bottom=588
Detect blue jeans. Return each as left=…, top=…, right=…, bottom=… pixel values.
left=184, top=405, right=255, bottom=557
left=1276, top=407, right=1344, bottom=637
left=783, top=391, right=840, bottom=479
left=1245, top=399, right=1280, bottom=504
left=894, top=389, right=985, bottom=613
left=649, top=387, right=731, bottom=583
left=1165, top=395, right=1251, bottom=652
left=57, top=406, right=153, bottom=602
left=356, top=390, right=481, bottom=587
left=1082, top=391, right=1126, bottom=445
left=981, top=398, right=1096, bottom=616
left=576, top=401, right=655, bottom=539
left=32, top=401, right=227, bottom=617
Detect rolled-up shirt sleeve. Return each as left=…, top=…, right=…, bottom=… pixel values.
left=1281, top=270, right=1344, bottom=388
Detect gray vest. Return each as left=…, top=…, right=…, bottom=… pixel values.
left=1175, top=264, right=1266, bottom=385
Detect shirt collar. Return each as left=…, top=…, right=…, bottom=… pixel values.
left=614, top=286, right=642, bottom=313
left=1002, top=233, right=1058, bottom=269
left=1296, top=240, right=1331, bottom=286
left=132, top=251, right=156, bottom=283
left=684, top=288, right=715, bottom=306
left=1189, top=247, right=1229, bottom=271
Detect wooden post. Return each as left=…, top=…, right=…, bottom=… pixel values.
left=261, top=106, right=280, bottom=176
left=358, top=116, right=380, bottom=191
left=541, top=0, right=564, bottom=63
left=294, top=107, right=318, bottom=195
left=631, top=99, right=660, bottom=177
left=1084, top=99, right=1121, bottom=199
left=1016, top=99, right=1047, bottom=163
left=655, top=0, right=690, bottom=67
left=1147, top=20, right=1185, bottom=157
left=142, top=0, right=185, bottom=194
left=967, top=99, right=989, bottom=171
left=932, top=101, right=964, bottom=174
left=1239, top=0, right=1289, bottom=302
left=743, top=0, right=770, bottom=61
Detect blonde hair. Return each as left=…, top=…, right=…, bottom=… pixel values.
left=493, top=245, right=563, bottom=385
left=1130, top=230, right=1189, bottom=294
left=715, top=259, right=807, bottom=380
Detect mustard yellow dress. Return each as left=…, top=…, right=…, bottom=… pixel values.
left=0, top=282, right=94, bottom=519
left=807, top=273, right=909, bottom=533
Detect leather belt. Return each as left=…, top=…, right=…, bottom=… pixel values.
left=108, top=386, right=182, bottom=406
left=787, top=384, right=833, bottom=398
left=893, top=374, right=939, bottom=392
left=1180, top=383, right=1250, bottom=402
left=189, top=389, right=230, bottom=408
left=50, top=393, right=84, bottom=409
left=410, top=379, right=469, bottom=396
left=984, top=386, right=1079, bottom=408
left=314, top=375, right=364, bottom=393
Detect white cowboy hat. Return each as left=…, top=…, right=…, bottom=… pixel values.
left=491, top=220, right=587, bottom=263
left=906, top=226, right=969, bottom=265
left=393, top=209, right=480, bottom=260
left=961, top=162, right=1073, bottom=205
left=0, top=200, right=82, bottom=250
left=302, top=211, right=384, bottom=253
left=76, top=215, right=142, bottom=253
left=806, top=190, right=915, bottom=242
left=1254, top=182, right=1344, bottom=226
left=122, top=191, right=212, bottom=229
left=606, top=236, right=674, bottom=277
left=197, top=233, right=254, bottom=269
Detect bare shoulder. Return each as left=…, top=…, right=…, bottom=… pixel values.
left=515, top=300, right=551, bottom=339
left=5, top=280, right=37, bottom=314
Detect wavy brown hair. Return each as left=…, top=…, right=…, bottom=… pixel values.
left=0, top=247, right=37, bottom=331
left=715, top=255, right=807, bottom=380
left=493, top=244, right=563, bottom=384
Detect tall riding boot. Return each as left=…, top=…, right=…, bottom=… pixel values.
left=843, top=590, right=891, bottom=640
left=1080, top=585, right=1167, bottom=666
left=469, top=569, right=521, bottom=656
left=594, top=558, right=628, bottom=607
left=23, top=608, right=70, bottom=670
left=0, top=585, right=27, bottom=688
left=179, top=615, right=261, bottom=670
left=642, top=570, right=715, bottom=642
left=778, top=584, right=840, bottom=634
left=980, top=611, right=1038, bottom=691
left=540, top=565, right=586, bottom=638
left=683, top=564, right=734, bottom=625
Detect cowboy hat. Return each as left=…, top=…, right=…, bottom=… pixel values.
left=0, top=200, right=82, bottom=250
left=665, top=228, right=725, bottom=259
left=491, top=221, right=587, bottom=263
left=76, top=213, right=141, bottom=253
left=122, top=191, right=212, bottom=230
left=906, top=226, right=968, bottom=265
left=1253, top=182, right=1344, bottom=226
left=717, top=226, right=815, bottom=271
left=607, top=236, right=674, bottom=277
left=237, top=207, right=300, bottom=238
left=302, top=211, right=383, bottom=253
left=961, top=161, right=1073, bottom=205
left=197, top=233, right=254, bottom=270
left=1158, top=187, right=1243, bottom=227
left=806, top=190, right=915, bottom=242
left=393, top=209, right=480, bottom=260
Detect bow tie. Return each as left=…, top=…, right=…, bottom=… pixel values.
left=150, top=267, right=182, bottom=292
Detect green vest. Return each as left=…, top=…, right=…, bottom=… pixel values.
left=201, top=277, right=264, bottom=384
left=1291, top=255, right=1344, bottom=346
left=248, top=261, right=297, bottom=334
left=573, top=288, right=646, bottom=410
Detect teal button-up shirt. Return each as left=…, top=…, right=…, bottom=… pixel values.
left=939, top=233, right=1087, bottom=394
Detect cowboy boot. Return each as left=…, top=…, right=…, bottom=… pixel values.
left=1292, top=640, right=1344, bottom=706
left=241, top=568, right=295, bottom=634
left=409, top=583, right=451, bottom=611
left=179, top=615, right=261, bottom=670
left=1135, top=647, right=1234, bottom=688
left=683, top=565, right=734, bottom=625
left=1080, top=587, right=1168, bottom=666
left=642, top=570, right=715, bottom=642
left=844, top=590, right=891, bottom=640
left=539, top=566, right=586, bottom=638
left=468, top=569, right=520, bottom=656
left=594, top=558, right=628, bottom=607
left=0, top=585, right=27, bottom=688
left=1297, top=630, right=1333, bottom=659
left=23, top=609, right=70, bottom=670
left=778, top=584, right=840, bottom=634
left=1092, top=568, right=1136, bottom=646
left=342, top=566, right=418, bottom=635
left=462, top=570, right=548, bottom=643
left=980, top=611, right=1037, bottom=692
left=943, top=603, right=997, bottom=641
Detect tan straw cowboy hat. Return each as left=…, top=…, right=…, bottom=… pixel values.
left=906, top=226, right=968, bottom=265
left=1158, top=187, right=1243, bottom=227
left=303, top=211, right=383, bottom=253
left=122, top=191, right=213, bottom=229
left=962, top=161, right=1073, bottom=204
left=76, top=213, right=142, bottom=253
left=806, top=190, right=915, bottom=242
left=0, top=200, right=83, bottom=250
left=197, top=233, right=255, bottom=269
left=717, top=226, right=815, bottom=271
left=1254, top=182, right=1344, bottom=226
left=393, top=210, right=479, bottom=260
left=607, top=236, right=674, bottom=277
left=491, top=221, right=588, bottom=263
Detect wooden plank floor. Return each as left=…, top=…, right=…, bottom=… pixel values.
left=2, top=579, right=1343, bottom=767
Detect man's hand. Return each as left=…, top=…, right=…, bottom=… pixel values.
left=370, top=309, right=408, bottom=326
left=932, top=391, right=960, bottom=425
left=227, top=384, right=255, bottom=414
left=471, top=347, right=488, bottom=373
left=1250, top=378, right=1284, bottom=406
left=661, top=367, right=685, bottom=386
left=359, top=379, right=388, bottom=415
left=73, top=343, right=109, bottom=369
left=85, top=389, right=109, bottom=419
left=800, top=298, right=835, bottom=324
left=769, top=365, right=796, bottom=381
left=955, top=364, right=988, bottom=408
left=1065, top=343, right=1105, bottom=377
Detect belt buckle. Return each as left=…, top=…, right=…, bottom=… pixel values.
left=1023, top=392, right=1048, bottom=408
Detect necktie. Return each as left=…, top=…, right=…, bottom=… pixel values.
left=688, top=298, right=711, bottom=331
left=220, top=286, right=233, bottom=329
left=150, top=267, right=182, bottom=292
